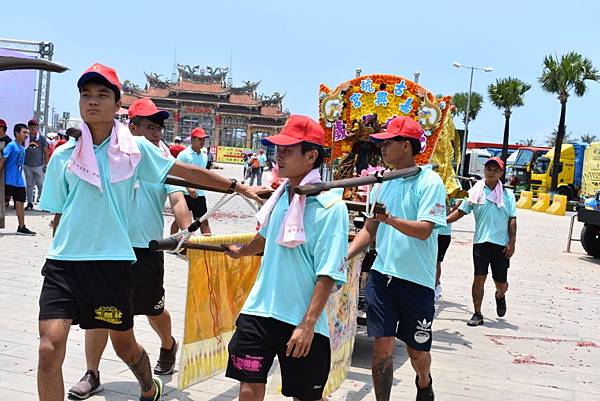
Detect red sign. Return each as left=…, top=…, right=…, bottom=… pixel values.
left=182, top=106, right=213, bottom=114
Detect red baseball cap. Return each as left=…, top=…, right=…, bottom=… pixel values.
left=191, top=127, right=207, bottom=139
left=128, top=97, right=169, bottom=121
left=261, top=115, right=324, bottom=146
left=27, top=119, right=39, bottom=127
left=485, top=157, right=505, bottom=170
left=370, top=116, right=423, bottom=142
left=77, top=63, right=122, bottom=100
left=0, top=119, right=6, bottom=128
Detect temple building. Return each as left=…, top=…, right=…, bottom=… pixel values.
left=120, top=65, right=289, bottom=150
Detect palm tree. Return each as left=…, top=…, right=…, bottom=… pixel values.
left=452, top=92, right=484, bottom=125
left=488, top=77, right=531, bottom=170
left=580, top=133, right=598, bottom=144
left=517, top=138, right=536, bottom=146
left=539, top=52, right=600, bottom=191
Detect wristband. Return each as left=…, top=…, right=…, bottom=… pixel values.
left=228, top=178, right=238, bottom=193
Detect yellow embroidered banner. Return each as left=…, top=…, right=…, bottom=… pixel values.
left=179, top=232, right=364, bottom=397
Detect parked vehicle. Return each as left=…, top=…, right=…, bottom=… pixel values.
left=575, top=143, right=600, bottom=258
left=530, top=143, right=587, bottom=201
left=506, top=146, right=550, bottom=194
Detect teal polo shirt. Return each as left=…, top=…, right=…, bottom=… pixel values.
left=129, top=180, right=184, bottom=248
left=372, top=166, right=447, bottom=290
left=241, top=188, right=349, bottom=338
left=39, top=136, right=175, bottom=261
left=459, top=186, right=517, bottom=246
left=176, top=146, right=208, bottom=196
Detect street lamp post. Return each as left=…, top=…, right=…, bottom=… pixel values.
left=452, top=62, right=493, bottom=176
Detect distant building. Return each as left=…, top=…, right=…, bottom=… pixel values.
left=120, top=65, right=289, bottom=149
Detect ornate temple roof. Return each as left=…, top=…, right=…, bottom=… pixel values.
left=121, top=65, right=287, bottom=118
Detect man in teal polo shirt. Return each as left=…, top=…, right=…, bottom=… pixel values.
left=176, top=127, right=211, bottom=234
left=447, top=157, right=517, bottom=327
left=67, top=98, right=193, bottom=399
left=349, top=116, right=446, bottom=401
left=37, top=63, right=266, bottom=401
left=224, top=115, right=348, bottom=401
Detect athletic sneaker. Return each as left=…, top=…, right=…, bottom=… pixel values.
left=434, top=285, right=443, bottom=302
left=67, top=370, right=103, bottom=400
left=25, top=202, right=33, bottom=211
left=495, top=292, right=507, bottom=317
left=467, top=312, right=484, bottom=327
left=154, top=337, right=178, bottom=375
left=16, top=226, right=36, bottom=236
left=140, top=377, right=163, bottom=401
left=415, top=374, right=434, bottom=401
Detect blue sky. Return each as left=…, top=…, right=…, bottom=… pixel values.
left=2, top=0, right=599, bottom=145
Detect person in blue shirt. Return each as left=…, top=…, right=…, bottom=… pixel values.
left=447, top=157, right=517, bottom=327
left=224, top=115, right=348, bottom=401
left=349, top=116, right=447, bottom=401
left=37, top=63, right=266, bottom=401
left=67, top=98, right=194, bottom=399
left=0, top=123, right=36, bottom=235
left=176, top=127, right=211, bottom=234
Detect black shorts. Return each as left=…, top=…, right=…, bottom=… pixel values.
left=132, top=248, right=165, bottom=316
left=184, top=195, right=208, bottom=220
left=473, top=242, right=510, bottom=283
left=5, top=185, right=26, bottom=203
left=437, top=234, right=451, bottom=262
left=39, top=259, right=134, bottom=331
left=226, top=314, right=331, bottom=401
left=365, top=270, right=435, bottom=351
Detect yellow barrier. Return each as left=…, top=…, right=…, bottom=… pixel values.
left=546, top=194, right=568, bottom=216
left=532, top=193, right=551, bottom=212
left=516, top=191, right=533, bottom=209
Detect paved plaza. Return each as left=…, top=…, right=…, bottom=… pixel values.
left=1, top=164, right=599, bottom=400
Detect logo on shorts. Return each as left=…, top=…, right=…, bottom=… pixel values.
left=231, top=354, right=264, bottom=372
left=94, top=306, right=123, bottom=325
left=154, top=295, right=165, bottom=310
left=414, top=319, right=432, bottom=344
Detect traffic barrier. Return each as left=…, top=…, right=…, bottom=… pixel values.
left=546, top=194, right=567, bottom=216
left=516, top=191, right=533, bottom=209
left=532, top=193, right=551, bottom=212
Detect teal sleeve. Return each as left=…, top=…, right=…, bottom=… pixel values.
left=39, top=155, right=68, bottom=213
left=258, top=222, right=268, bottom=238
left=165, top=183, right=185, bottom=194
left=508, top=190, right=517, bottom=217
left=459, top=200, right=473, bottom=215
left=313, top=202, right=349, bottom=285
left=177, top=150, right=190, bottom=163
left=417, top=177, right=447, bottom=229
left=136, top=138, right=175, bottom=184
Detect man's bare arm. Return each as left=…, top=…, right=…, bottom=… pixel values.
left=52, top=213, right=62, bottom=236
left=348, top=218, right=379, bottom=259
left=286, top=276, right=335, bottom=358
left=169, top=161, right=269, bottom=202
left=447, top=209, right=466, bottom=224
left=168, top=192, right=193, bottom=230
left=224, top=233, right=266, bottom=259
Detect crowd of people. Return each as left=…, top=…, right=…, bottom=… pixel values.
left=1, top=62, right=518, bottom=401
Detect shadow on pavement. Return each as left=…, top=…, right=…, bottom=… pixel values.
left=87, top=381, right=195, bottom=401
